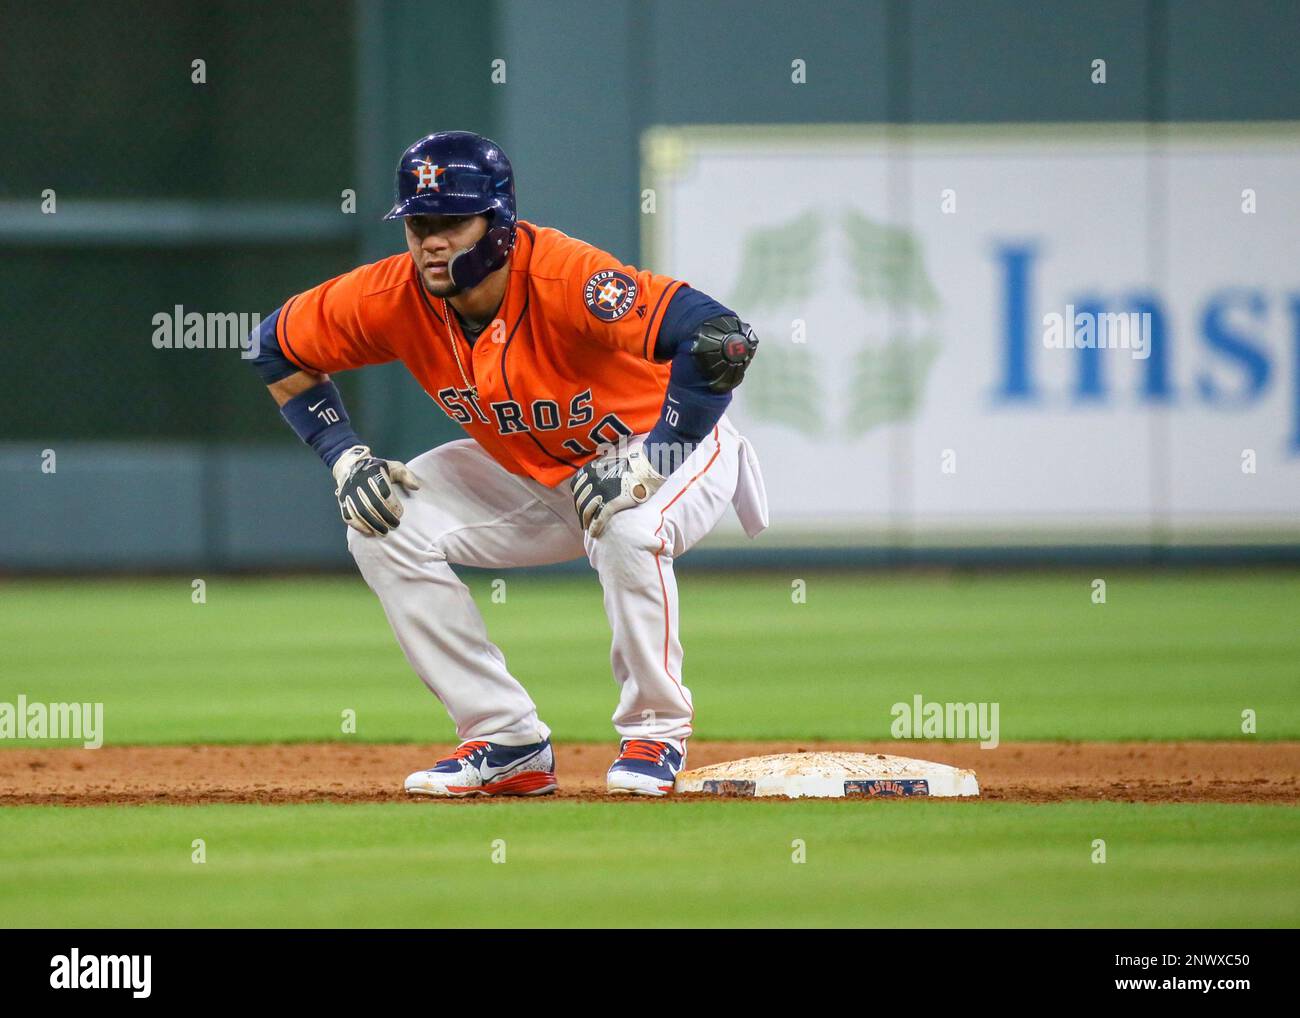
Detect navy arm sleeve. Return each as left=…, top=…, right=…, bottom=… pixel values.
left=643, top=287, right=736, bottom=475
left=249, top=305, right=363, bottom=469
left=249, top=307, right=302, bottom=385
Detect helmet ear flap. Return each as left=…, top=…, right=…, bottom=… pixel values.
left=483, top=221, right=513, bottom=263
left=447, top=213, right=516, bottom=290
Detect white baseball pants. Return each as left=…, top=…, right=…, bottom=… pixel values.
left=347, top=414, right=768, bottom=747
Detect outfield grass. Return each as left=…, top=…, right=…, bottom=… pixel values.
left=2, top=569, right=1300, bottom=743
left=0, top=801, right=1295, bottom=927
left=2, top=571, right=1297, bottom=744
left=3, top=572, right=1296, bottom=929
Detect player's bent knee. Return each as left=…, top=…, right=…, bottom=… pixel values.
left=346, top=524, right=388, bottom=571
left=588, top=511, right=663, bottom=580
left=347, top=519, right=442, bottom=582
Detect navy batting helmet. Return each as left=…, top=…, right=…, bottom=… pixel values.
left=384, top=131, right=517, bottom=291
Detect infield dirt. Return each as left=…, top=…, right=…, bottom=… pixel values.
left=1, top=740, right=1296, bottom=806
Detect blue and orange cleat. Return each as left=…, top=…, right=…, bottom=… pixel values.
left=404, top=738, right=557, bottom=797
left=606, top=739, right=686, bottom=796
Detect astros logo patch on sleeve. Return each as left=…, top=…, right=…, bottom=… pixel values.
left=583, top=269, right=638, bottom=322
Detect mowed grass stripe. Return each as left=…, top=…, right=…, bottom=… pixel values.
left=1, top=572, right=1296, bottom=744
left=0, top=801, right=1296, bottom=927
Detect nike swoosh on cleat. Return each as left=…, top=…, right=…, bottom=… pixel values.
left=480, top=746, right=548, bottom=780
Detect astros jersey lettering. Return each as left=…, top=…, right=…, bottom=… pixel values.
left=276, top=222, right=686, bottom=487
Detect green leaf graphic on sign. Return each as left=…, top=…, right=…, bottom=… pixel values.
left=742, top=341, right=824, bottom=437
left=844, top=211, right=939, bottom=311
left=726, top=207, right=941, bottom=437
left=728, top=211, right=822, bottom=311
left=845, top=334, right=941, bottom=436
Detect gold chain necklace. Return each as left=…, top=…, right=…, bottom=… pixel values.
left=441, top=298, right=478, bottom=401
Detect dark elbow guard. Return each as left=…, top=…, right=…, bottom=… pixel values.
left=691, top=314, right=759, bottom=393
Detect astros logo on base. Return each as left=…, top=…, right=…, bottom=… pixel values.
left=584, top=269, right=638, bottom=321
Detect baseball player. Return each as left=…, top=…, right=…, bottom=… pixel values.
left=251, top=131, right=767, bottom=796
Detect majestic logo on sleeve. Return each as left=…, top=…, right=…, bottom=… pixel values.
left=583, top=269, right=638, bottom=322
left=412, top=159, right=445, bottom=191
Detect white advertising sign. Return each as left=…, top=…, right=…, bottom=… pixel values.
left=644, top=125, right=1300, bottom=545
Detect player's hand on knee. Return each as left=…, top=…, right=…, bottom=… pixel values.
left=331, top=445, right=421, bottom=537
left=570, top=445, right=665, bottom=538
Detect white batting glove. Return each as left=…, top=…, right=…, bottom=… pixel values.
left=331, top=445, right=421, bottom=537
left=570, top=446, right=666, bottom=538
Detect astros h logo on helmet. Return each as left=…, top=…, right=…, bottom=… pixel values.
left=583, top=269, right=639, bottom=322
left=412, top=159, right=444, bottom=191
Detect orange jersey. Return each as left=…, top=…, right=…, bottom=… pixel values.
left=276, top=222, right=685, bottom=488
